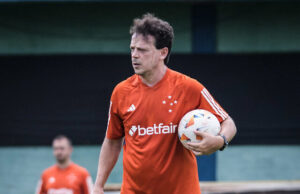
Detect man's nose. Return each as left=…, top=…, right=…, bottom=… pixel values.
left=132, top=49, right=139, bottom=58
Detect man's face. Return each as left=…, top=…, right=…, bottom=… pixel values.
left=130, top=33, right=163, bottom=76
left=52, top=138, right=72, bottom=164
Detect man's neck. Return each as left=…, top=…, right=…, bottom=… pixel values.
left=140, top=64, right=167, bottom=87
left=57, top=159, right=72, bottom=169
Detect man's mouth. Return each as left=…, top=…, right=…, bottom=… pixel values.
left=132, top=62, right=141, bottom=66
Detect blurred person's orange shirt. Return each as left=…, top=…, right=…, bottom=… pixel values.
left=36, top=162, right=93, bottom=194
left=106, top=68, right=228, bottom=194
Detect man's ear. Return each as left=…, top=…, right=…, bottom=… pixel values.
left=160, top=47, right=169, bottom=60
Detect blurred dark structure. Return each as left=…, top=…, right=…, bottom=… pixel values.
left=0, top=53, right=299, bottom=146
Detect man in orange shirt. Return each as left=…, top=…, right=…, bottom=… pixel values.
left=93, top=13, right=237, bottom=194
left=36, top=135, right=93, bottom=194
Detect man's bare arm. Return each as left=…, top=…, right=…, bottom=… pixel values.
left=219, top=116, right=237, bottom=143
left=93, top=137, right=123, bottom=194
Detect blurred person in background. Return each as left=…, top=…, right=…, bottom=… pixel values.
left=35, top=135, right=93, bottom=194
left=93, top=13, right=237, bottom=194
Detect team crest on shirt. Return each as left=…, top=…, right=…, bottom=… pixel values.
left=67, top=173, right=77, bottom=184
left=162, top=95, right=178, bottom=113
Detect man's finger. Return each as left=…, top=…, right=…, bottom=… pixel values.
left=192, top=150, right=203, bottom=156
left=193, top=130, right=209, bottom=137
left=187, top=144, right=205, bottom=154
left=187, top=142, right=202, bottom=148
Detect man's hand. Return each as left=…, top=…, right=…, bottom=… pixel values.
left=92, top=187, right=104, bottom=194
left=187, top=131, right=224, bottom=156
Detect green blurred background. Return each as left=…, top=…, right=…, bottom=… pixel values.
left=1, top=2, right=300, bottom=54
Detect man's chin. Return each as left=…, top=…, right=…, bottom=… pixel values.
left=133, top=69, right=144, bottom=75
left=56, top=158, right=67, bottom=164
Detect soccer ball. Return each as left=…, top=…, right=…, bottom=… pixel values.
left=178, top=109, right=221, bottom=149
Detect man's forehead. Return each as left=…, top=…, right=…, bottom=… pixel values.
left=131, top=33, right=155, bottom=46
left=53, top=138, right=70, bottom=146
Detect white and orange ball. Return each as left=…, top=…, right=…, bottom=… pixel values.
left=178, top=109, right=221, bottom=149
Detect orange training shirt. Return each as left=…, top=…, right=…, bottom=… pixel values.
left=36, top=162, right=93, bottom=194
left=106, top=68, right=228, bottom=194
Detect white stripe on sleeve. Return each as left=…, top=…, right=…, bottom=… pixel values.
left=105, top=101, right=112, bottom=135
left=201, top=88, right=228, bottom=120
left=86, top=176, right=93, bottom=194
left=35, top=179, right=42, bottom=194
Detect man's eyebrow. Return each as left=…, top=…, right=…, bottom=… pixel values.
left=130, top=45, right=147, bottom=50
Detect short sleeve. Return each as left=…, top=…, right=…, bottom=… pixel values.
left=105, top=86, right=125, bottom=139
left=186, top=78, right=228, bottom=123
left=198, top=87, right=228, bottom=122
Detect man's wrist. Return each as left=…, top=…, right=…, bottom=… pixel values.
left=218, top=133, right=229, bottom=151
left=93, top=180, right=105, bottom=190
left=216, top=135, right=224, bottom=150
left=93, top=186, right=104, bottom=192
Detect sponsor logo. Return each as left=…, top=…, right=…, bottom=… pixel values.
left=129, top=123, right=177, bottom=136
left=48, top=188, right=73, bottom=194
left=161, top=95, right=178, bottom=113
